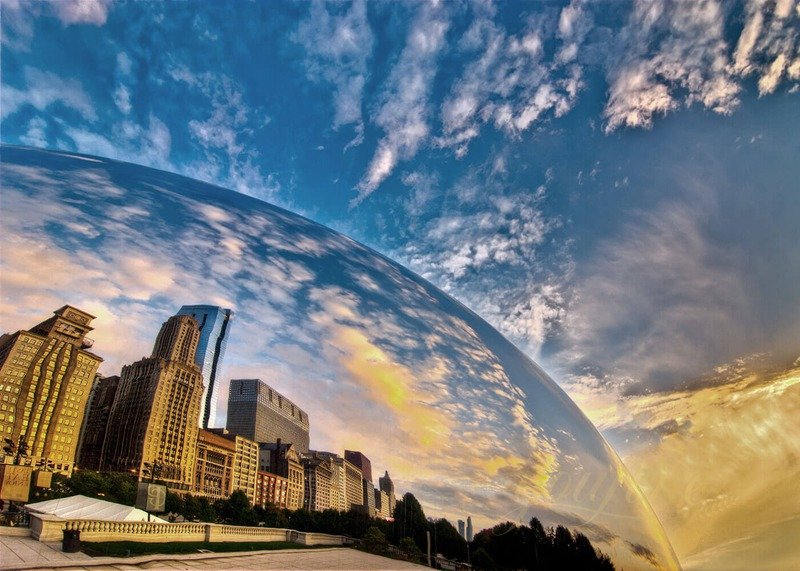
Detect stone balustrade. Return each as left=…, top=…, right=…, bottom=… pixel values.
left=27, top=512, right=348, bottom=547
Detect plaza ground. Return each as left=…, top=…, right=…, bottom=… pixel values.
left=0, top=535, right=427, bottom=570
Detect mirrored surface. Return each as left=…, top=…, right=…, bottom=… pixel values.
left=0, top=146, right=680, bottom=570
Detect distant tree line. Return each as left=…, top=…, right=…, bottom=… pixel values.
left=35, top=472, right=613, bottom=569
left=471, top=519, right=615, bottom=571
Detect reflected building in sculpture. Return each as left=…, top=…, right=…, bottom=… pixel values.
left=176, top=305, right=233, bottom=428
left=102, top=314, right=203, bottom=490
left=226, top=379, right=309, bottom=452
left=0, top=306, right=102, bottom=474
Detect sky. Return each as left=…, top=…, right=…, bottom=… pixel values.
left=1, top=0, right=799, bottom=569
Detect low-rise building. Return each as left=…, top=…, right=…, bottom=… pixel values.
left=209, top=428, right=259, bottom=506
left=301, top=453, right=333, bottom=512
left=194, top=429, right=236, bottom=500
left=259, top=439, right=304, bottom=510
left=255, top=470, right=290, bottom=509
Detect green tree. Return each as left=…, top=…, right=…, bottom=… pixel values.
left=399, top=536, right=422, bottom=562
left=433, top=518, right=468, bottom=560
left=362, top=526, right=389, bottom=554
left=391, top=492, right=429, bottom=552
left=217, top=490, right=257, bottom=526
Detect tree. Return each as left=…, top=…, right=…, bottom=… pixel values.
left=433, top=518, right=468, bottom=560
left=399, top=537, right=422, bottom=562
left=217, top=490, right=257, bottom=526
left=362, top=526, right=389, bottom=554
left=391, top=492, right=429, bottom=552
left=471, top=547, right=497, bottom=571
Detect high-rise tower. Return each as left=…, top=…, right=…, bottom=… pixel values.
left=0, top=306, right=103, bottom=473
left=102, top=315, right=204, bottom=490
left=226, top=379, right=310, bottom=452
left=176, top=305, right=233, bottom=428
left=379, top=470, right=396, bottom=517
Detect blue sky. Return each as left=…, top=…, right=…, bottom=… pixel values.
left=1, top=1, right=800, bottom=568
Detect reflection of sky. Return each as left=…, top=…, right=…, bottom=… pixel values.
left=1, top=147, right=677, bottom=570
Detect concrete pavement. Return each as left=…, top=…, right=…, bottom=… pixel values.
left=0, top=535, right=427, bottom=570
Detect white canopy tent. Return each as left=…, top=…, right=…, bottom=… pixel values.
left=25, top=495, right=167, bottom=523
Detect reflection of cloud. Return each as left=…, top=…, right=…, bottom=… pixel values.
left=570, top=360, right=800, bottom=570
left=627, top=541, right=659, bottom=567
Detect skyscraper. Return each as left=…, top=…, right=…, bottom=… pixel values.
left=344, top=450, right=372, bottom=482
left=176, top=305, right=233, bottom=428
left=0, top=306, right=103, bottom=473
left=226, top=379, right=310, bottom=452
left=77, top=374, right=120, bottom=470
left=102, top=314, right=204, bottom=490
left=467, top=516, right=474, bottom=542
left=379, top=470, right=396, bottom=517
left=458, top=520, right=466, bottom=539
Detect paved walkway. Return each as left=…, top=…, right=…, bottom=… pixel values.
left=0, top=536, right=427, bottom=570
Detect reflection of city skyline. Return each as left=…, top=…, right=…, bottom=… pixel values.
left=0, top=147, right=680, bottom=570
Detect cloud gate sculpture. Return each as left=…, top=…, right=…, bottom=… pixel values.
left=0, top=146, right=680, bottom=570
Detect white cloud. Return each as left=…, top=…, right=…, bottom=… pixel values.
left=65, top=113, right=172, bottom=170
left=1, top=66, right=97, bottom=121
left=113, top=84, right=131, bottom=114
left=293, top=0, right=373, bottom=146
left=604, top=0, right=740, bottom=133
left=169, top=67, right=280, bottom=200
left=355, top=1, right=450, bottom=204
left=51, top=0, right=112, bottom=26
left=437, top=2, right=585, bottom=156
left=19, top=116, right=48, bottom=147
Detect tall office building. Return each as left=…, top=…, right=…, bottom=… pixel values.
left=344, top=450, right=372, bottom=482
left=467, top=516, right=474, bottom=542
left=77, top=374, right=120, bottom=470
left=362, top=479, right=376, bottom=517
left=0, top=306, right=103, bottom=474
left=226, top=379, right=310, bottom=452
left=176, top=305, right=233, bottom=428
left=102, top=315, right=204, bottom=490
left=458, top=520, right=466, bottom=540
left=379, top=470, right=396, bottom=517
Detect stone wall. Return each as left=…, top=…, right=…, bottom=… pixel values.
left=27, top=513, right=348, bottom=547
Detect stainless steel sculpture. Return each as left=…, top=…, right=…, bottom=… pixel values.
left=0, top=146, right=680, bottom=570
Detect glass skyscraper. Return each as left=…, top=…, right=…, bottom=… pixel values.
left=176, top=305, right=234, bottom=428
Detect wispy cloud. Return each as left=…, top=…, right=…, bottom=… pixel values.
left=169, top=67, right=280, bottom=200
left=293, top=0, right=373, bottom=148
left=603, top=0, right=740, bottom=132
left=1, top=66, right=97, bottom=121
left=51, top=0, right=112, bottom=26
left=355, top=1, right=450, bottom=204
left=437, top=0, right=585, bottom=157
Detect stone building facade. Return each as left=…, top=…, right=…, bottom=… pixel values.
left=194, top=428, right=236, bottom=500
left=208, top=428, right=259, bottom=505
left=258, top=440, right=305, bottom=510
left=76, top=374, right=119, bottom=470
left=255, top=470, right=290, bottom=509
left=0, top=305, right=102, bottom=474
left=102, top=315, right=203, bottom=490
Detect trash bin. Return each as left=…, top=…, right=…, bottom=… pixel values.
left=62, top=529, right=81, bottom=553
